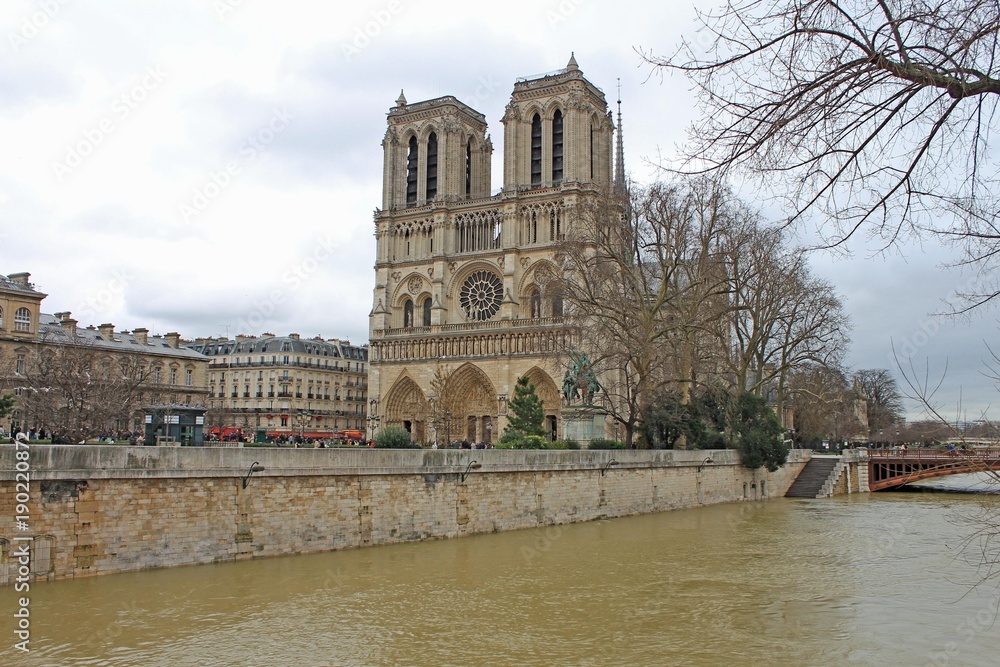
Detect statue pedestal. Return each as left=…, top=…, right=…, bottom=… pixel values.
left=562, top=405, right=605, bottom=447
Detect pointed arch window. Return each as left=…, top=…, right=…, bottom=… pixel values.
left=426, top=132, right=438, bottom=200
left=551, top=290, right=564, bottom=318
left=403, top=299, right=414, bottom=329
left=530, top=113, right=542, bottom=186
left=422, top=298, right=432, bottom=327
left=552, top=109, right=564, bottom=183
left=465, top=139, right=473, bottom=196
left=406, top=136, right=418, bottom=205
left=590, top=123, right=595, bottom=180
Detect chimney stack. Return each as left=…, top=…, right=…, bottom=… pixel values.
left=164, top=332, right=180, bottom=349
left=133, top=327, right=149, bottom=345
left=7, top=272, right=30, bottom=287
left=98, top=323, right=115, bottom=340
left=60, top=317, right=78, bottom=337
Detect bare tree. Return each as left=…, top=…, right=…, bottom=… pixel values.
left=852, top=368, right=905, bottom=438
left=712, top=205, right=851, bottom=430
left=558, top=180, right=734, bottom=446
left=646, top=0, right=1000, bottom=309
left=429, top=364, right=461, bottom=446
left=788, top=363, right=866, bottom=444
left=16, top=334, right=151, bottom=443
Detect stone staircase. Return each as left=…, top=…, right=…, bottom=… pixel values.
left=785, top=456, right=840, bottom=498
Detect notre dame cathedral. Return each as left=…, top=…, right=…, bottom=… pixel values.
left=368, top=55, right=622, bottom=445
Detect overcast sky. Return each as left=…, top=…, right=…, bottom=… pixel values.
left=2, top=0, right=996, bottom=422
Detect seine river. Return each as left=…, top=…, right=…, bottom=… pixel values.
left=3, top=476, right=1000, bottom=667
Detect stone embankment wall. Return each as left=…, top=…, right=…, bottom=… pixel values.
left=0, top=446, right=810, bottom=584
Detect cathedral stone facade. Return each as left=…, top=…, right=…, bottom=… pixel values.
left=368, top=56, right=616, bottom=445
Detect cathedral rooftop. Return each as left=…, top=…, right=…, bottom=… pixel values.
left=387, top=94, right=486, bottom=124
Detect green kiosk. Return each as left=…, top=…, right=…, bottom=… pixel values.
left=143, top=404, right=207, bottom=446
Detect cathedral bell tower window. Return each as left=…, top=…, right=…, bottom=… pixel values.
left=406, top=136, right=418, bottom=205
left=426, top=132, right=438, bottom=200
left=530, top=114, right=542, bottom=186
left=552, top=109, right=563, bottom=183
left=465, top=139, right=472, bottom=196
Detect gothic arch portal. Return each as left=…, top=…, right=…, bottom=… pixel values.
left=383, top=374, right=430, bottom=443
left=439, top=363, right=497, bottom=444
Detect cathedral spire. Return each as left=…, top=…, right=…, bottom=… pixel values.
left=614, top=78, right=627, bottom=194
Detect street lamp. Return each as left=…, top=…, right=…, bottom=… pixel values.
left=298, top=410, right=312, bottom=438
left=367, top=414, right=381, bottom=440
left=460, top=460, right=482, bottom=482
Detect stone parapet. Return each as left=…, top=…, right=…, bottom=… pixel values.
left=0, top=446, right=809, bottom=585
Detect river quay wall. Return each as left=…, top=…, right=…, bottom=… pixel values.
left=0, top=446, right=810, bottom=584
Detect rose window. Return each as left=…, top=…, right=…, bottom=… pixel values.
left=459, top=270, right=503, bottom=321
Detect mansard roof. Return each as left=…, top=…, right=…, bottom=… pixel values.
left=187, top=335, right=368, bottom=361
left=38, top=314, right=208, bottom=361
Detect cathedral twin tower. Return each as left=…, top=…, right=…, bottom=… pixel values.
left=369, top=55, right=618, bottom=445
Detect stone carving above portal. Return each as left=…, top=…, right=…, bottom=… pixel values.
left=407, top=276, right=423, bottom=294
left=533, top=265, right=556, bottom=286
left=391, top=271, right=402, bottom=282
left=520, top=257, right=531, bottom=268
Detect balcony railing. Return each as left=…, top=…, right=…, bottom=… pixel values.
left=374, top=316, right=568, bottom=338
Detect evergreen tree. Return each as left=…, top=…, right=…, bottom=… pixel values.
left=0, top=394, right=14, bottom=422
left=734, top=393, right=788, bottom=472
left=504, top=376, right=546, bottom=438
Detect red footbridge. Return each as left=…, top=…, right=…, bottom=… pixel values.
left=868, top=447, right=1000, bottom=491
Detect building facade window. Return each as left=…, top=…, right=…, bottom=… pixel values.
left=14, top=308, right=30, bottom=332
left=186, top=369, right=194, bottom=386
left=16, top=353, right=26, bottom=375
left=422, top=298, right=432, bottom=327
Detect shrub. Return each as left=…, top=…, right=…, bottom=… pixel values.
left=552, top=439, right=580, bottom=450
left=374, top=425, right=419, bottom=448
left=520, top=435, right=549, bottom=449
left=589, top=438, right=626, bottom=450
